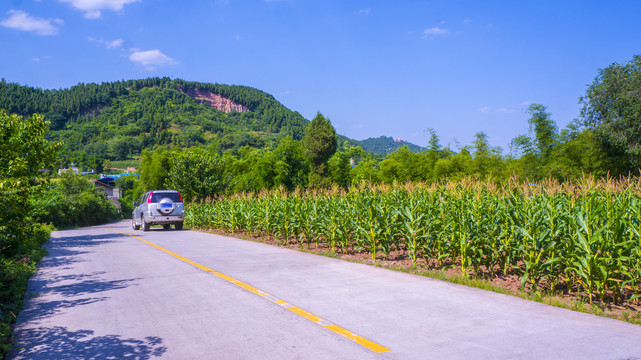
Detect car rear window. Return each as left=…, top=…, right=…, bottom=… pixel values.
left=151, top=192, right=182, bottom=203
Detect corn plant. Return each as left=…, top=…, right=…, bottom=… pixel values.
left=185, top=176, right=641, bottom=306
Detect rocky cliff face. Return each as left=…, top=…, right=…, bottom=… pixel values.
left=183, top=88, right=250, bottom=113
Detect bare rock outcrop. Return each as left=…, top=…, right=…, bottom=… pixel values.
left=183, top=88, right=250, bottom=113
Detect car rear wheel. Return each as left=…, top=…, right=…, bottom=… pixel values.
left=132, top=217, right=140, bottom=230
left=175, top=222, right=183, bottom=230
left=142, top=216, right=150, bottom=231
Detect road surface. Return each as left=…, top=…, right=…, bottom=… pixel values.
left=10, top=220, right=641, bottom=359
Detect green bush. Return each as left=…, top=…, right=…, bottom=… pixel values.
left=31, top=173, right=120, bottom=228
left=115, top=175, right=141, bottom=219
left=0, top=109, right=58, bottom=358
left=0, top=223, right=50, bottom=358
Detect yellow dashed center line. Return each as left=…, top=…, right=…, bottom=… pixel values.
left=103, top=228, right=390, bottom=353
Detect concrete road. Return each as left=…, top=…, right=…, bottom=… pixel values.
left=10, top=220, right=641, bottom=359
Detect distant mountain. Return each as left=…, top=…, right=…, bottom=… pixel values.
left=358, top=136, right=425, bottom=155
left=0, top=77, right=358, bottom=170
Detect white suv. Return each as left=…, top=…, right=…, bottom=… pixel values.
left=132, top=190, right=185, bottom=231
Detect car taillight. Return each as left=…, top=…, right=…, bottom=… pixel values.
left=177, top=192, right=183, bottom=202
left=148, top=191, right=153, bottom=203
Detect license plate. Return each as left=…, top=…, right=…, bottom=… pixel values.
left=161, top=204, right=172, bottom=208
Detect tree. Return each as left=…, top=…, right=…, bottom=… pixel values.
left=140, top=148, right=171, bottom=191
left=351, top=155, right=380, bottom=184
left=509, top=104, right=559, bottom=179
left=165, top=148, right=227, bottom=202
left=272, top=136, right=309, bottom=191
left=31, top=172, right=120, bottom=227
left=426, top=128, right=441, bottom=153
left=0, top=109, right=59, bottom=358
left=328, top=143, right=363, bottom=188
left=580, top=55, right=641, bottom=171
left=546, top=129, right=608, bottom=180
left=527, top=104, right=558, bottom=159
left=226, top=147, right=274, bottom=192
left=472, top=132, right=506, bottom=179
left=302, top=112, right=337, bottom=187
left=379, top=146, right=420, bottom=183
left=433, top=149, right=473, bottom=180
left=0, top=109, right=59, bottom=256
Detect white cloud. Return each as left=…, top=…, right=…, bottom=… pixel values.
left=88, top=37, right=123, bottom=48
left=359, top=9, right=371, bottom=15
left=0, top=10, right=63, bottom=35
left=129, top=49, right=177, bottom=70
left=58, top=0, right=140, bottom=19
left=106, top=38, right=123, bottom=48
left=478, top=106, right=491, bottom=113
left=422, top=27, right=449, bottom=38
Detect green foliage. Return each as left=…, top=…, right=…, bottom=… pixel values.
left=0, top=108, right=58, bottom=357
left=302, top=113, right=337, bottom=188
left=379, top=146, right=421, bottom=183
left=580, top=55, right=641, bottom=172
left=0, top=225, right=49, bottom=358
left=527, top=104, right=558, bottom=159
left=0, top=110, right=59, bottom=257
left=115, top=175, right=141, bottom=217
left=472, top=132, right=506, bottom=179
left=0, top=78, right=313, bottom=171
left=226, top=147, right=274, bottom=192
left=271, top=136, right=309, bottom=191
left=302, top=112, right=338, bottom=167
left=140, top=148, right=171, bottom=191
left=165, top=148, right=228, bottom=202
left=30, top=172, right=120, bottom=228
left=350, top=154, right=380, bottom=185
left=546, top=129, right=608, bottom=180
left=358, top=136, right=425, bottom=155
left=327, top=142, right=367, bottom=188
left=433, top=150, right=473, bottom=180
left=187, top=177, right=641, bottom=306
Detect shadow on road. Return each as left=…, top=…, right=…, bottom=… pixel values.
left=39, top=232, right=129, bottom=269
left=18, top=297, right=108, bottom=323
left=22, top=271, right=140, bottom=323
left=11, top=326, right=167, bottom=359
left=42, top=277, right=140, bottom=298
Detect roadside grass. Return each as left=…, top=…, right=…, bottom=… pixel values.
left=0, top=229, right=50, bottom=359
left=194, top=227, right=641, bottom=327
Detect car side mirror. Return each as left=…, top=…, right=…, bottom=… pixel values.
left=133, top=202, right=138, bottom=206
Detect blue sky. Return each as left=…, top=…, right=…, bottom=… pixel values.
left=1, top=0, right=640, bottom=152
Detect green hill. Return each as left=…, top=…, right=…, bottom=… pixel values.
left=358, top=136, right=425, bottom=155
left=0, top=77, right=357, bottom=171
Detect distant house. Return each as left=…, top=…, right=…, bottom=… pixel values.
left=58, top=163, right=94, bottom=175
left=92, top=179, right=121, bottom=212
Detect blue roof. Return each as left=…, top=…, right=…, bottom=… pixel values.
left=101, top=173, right=139, bottom=179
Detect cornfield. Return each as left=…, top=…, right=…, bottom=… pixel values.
left=186, top=176, right=641, bottom=305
